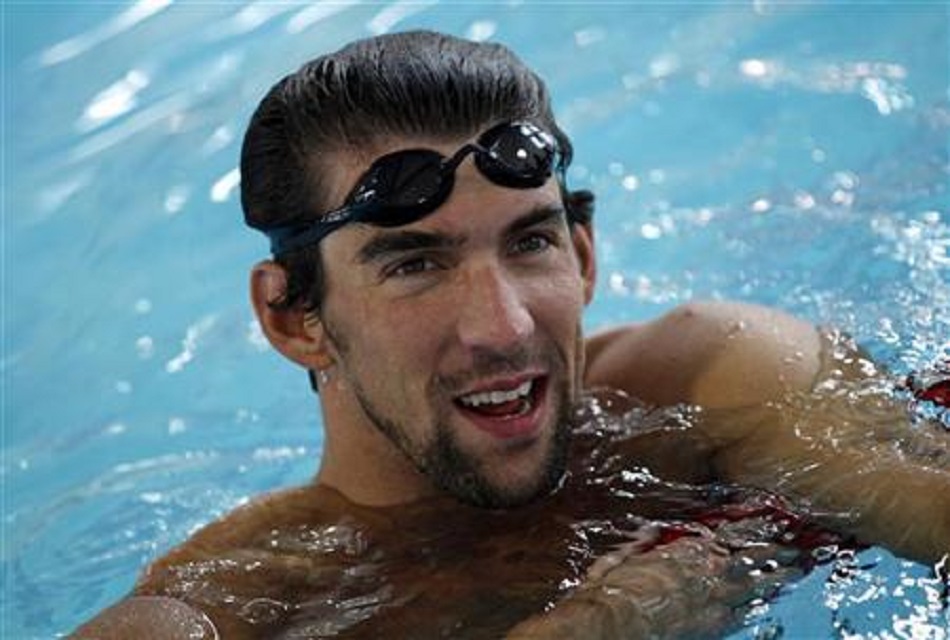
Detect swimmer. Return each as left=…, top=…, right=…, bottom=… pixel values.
left=74, top=31, right=950, bottom=639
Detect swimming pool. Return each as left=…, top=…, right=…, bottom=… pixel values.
left=4, top=1, right=948, bottom=637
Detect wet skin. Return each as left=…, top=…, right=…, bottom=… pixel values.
left=72, top=135, right=950, bottom=639
left=129, top=394, right=817, bottom=639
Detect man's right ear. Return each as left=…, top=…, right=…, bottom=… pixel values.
left=249, top=260, right=333, bottom=370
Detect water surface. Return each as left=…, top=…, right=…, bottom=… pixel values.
left=4, top=2, right=949, bottom=637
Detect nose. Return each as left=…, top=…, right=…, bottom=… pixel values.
left=456, top=263, right=535, bottom=352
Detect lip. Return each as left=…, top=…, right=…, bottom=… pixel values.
left=453, top=374, right=549, bottom=441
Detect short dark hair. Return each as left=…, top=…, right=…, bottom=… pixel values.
left=240, top=30, right=592, bottom=313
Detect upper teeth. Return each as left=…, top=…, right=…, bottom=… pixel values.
left=459, top=381, right=533, bottom=407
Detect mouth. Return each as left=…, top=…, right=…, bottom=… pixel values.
left=453, top=375, right=548, bottom=440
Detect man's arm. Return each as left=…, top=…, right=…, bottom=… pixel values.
left=700, top=339, right=950, bottom=564
left=585, top=300, right=950, bottom=564
left=506, top=534, right=800, bottom=639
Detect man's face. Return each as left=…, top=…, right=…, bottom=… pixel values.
left=316, top=136, right=595, bottom=509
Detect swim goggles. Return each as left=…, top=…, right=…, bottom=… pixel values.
left=266, top=121, right=569, bottom=255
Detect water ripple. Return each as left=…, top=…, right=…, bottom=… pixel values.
left=68, top=92, right=192, bottom=164
left=367, top=0, right=438, bottom=36
left=38, top=0, right=172, bottom=67
left=165, top=315, right=218, bottom=374
left=214, top=2, right=296, bottom=38
left=78, top=69, right=151, bottom=133
left=286, top=0, right=360, bottom=35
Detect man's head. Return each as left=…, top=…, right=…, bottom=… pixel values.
left=242, top=31, right=597, bottom=509
left=241, top=30, right=591, bottom=312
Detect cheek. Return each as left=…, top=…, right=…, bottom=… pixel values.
left=537, top=269, right=588, bottom=320
left=341, top=304, right=442, bottom=384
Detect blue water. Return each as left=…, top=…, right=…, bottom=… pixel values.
left=4, top=2, right=949, bottom=638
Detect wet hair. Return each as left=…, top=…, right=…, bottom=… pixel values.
left=240, top=30, right=593, bottom=313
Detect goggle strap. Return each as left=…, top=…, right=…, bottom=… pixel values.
left=268, top=204, right=368, bottom=253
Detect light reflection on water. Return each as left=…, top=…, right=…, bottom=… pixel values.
left=5, top=1, right=948, bottom=638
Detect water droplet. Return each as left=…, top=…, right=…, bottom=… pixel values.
left=247, top=320, right=269, bottom=351
left=832, top=171, right=859, bottom=190
left=465, top=20, right=496, bottom=42
left=134, top=298, right=152, bottom=314
left=794, top=191, right=816, bottom=210
left=727, top=321, right=748, bottom=337
left=640, top=223, right=662, bottom=240
left=608, top=272, right=629, bottom=295
left=78, top=69, right=150, bottom=132
left=168, top=417, right=186, bottom=435
left=574, top=27, right=606, bottom=48
left=831, top=189, right=854, bottom=207
left=239, top=597, right=291, bottom=625
left=210, top=168, right=240, bottom=203
left=649, top=53, right=679, bottom=78
left=136, top=335, right=155, bottom=359
left=140, top=491, right=163, bottom=504
left=104, top=422, right=127, bottom=435
left=739, top=58, right=770, bottom=78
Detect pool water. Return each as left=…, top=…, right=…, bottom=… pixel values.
left=4, top=2, right=949, bottom=638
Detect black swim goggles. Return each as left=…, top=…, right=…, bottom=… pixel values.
left=266, top=121, right=569, bottom=255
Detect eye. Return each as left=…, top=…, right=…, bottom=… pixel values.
left=511, top=232, right=554, bottom=255
left=386, top=255, right=441, bottom=278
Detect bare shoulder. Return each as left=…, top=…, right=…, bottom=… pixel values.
left=82, top=484, right=347, bottom=637
left=139, top=483, right=341, bottom=580
left=71, top=486, right=337, bottom=638
left=584, top=300, right=821, bottom=408
left=70, top=595, right=217, bottom=639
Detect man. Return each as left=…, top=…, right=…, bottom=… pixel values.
left=75, top=31, right=949, bottom=639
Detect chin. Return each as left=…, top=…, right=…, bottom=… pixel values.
left=443, top=433, right=569, bottom=510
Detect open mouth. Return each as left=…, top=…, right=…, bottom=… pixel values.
left=453, top=376, right=548, bottom=439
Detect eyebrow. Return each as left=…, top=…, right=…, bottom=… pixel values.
left=355, top=204, right=568, bottom=265
left=356, top=230, right=466, bottom=265
left=505, top=204, right=568, bottom=236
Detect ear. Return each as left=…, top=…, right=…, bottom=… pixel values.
left=571, top=222, right=597, bottom=305
left=249, top=260, right=334, bottom=371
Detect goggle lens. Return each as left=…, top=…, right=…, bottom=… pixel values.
left=350, top=150, right=448, bottom=227
left=476, top=122, right=556, bottom=189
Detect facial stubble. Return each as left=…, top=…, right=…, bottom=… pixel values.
left=323, top=318, right=581, bottom=509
